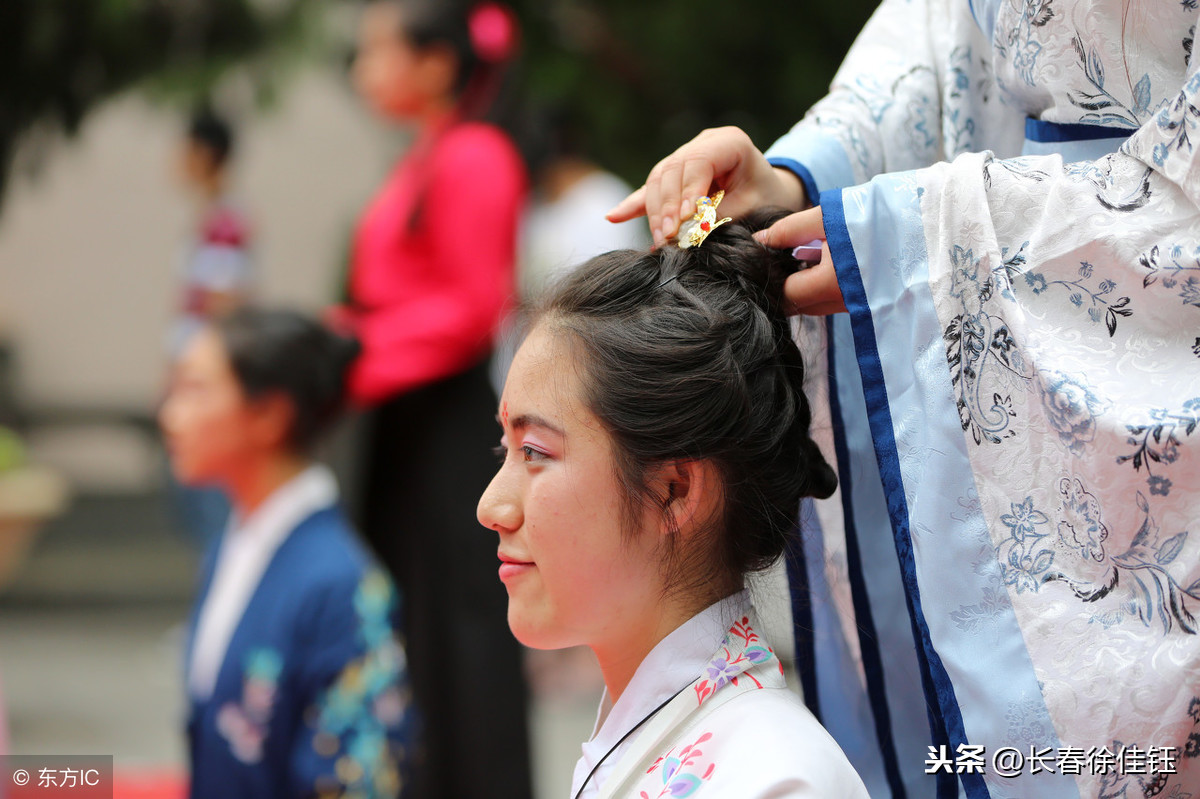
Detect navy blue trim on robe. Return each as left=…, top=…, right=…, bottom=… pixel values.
left=822, top=188, right=980, bottom=799
left=1024, top=117, right=1133, bottom=143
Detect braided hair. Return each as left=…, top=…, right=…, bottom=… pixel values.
left=531, top=207, right=837, bottom=596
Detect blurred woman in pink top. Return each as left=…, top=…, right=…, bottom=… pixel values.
left=334, top=2, right=531, bottom=797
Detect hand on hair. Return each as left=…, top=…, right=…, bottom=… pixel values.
left=606, top=127, right=808, bottom=248
left=753, top=207, right=847, bottom=316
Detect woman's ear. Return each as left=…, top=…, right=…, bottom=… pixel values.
left=652, top=459, right=722, bottom=539
left=416, top=43, right=460, bottom=103
left=247, top=392, right=297, bottom=452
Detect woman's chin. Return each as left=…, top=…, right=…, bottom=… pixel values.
left=172, top=466, right=221, bottom=489
left=168, top=464, right=202, bottom=486
left=506, top=609, right=570, bottom=651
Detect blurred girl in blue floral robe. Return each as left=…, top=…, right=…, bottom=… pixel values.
left=160, top=308, right=414, bottom=798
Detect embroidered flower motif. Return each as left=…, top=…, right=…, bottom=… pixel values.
left=1037, top=370, right=1108, bottom=455
left=217, top=703, right=267, bottom=764
left=692, top=615, right=777, bottom=705
left=310, top=569, right=411, bottom=794
left=704, top=657, right=738, bottom=690
left=217, top=646, right=283, bottom=764
left=355, top=569, right=398, bottom=650
left=998, top=496, right=1054, bottom=594
left=1005, top=694, right=1057, bottom=749
left=1012, top=38, right=1043, bottom=86
left=1148, top=474, right=1173, bottom=496
left=949, top=245, right=984, bottom=306
left=1024, top=271, right=1049, bottom=294
left=643, top=732, right=716, bottom=798
left=1057, top=477, right=1109, bottom=563
left=744, top=645, right=773, bottom=665
left=1181, top=277, right=1200, bottom=308
left=242, top=648, right=282, bottom=716
left=1000, top=497, right=1050, bottom=542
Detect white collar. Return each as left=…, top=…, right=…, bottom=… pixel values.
left=226, top=463, right=338, bottom=549
left=572, top=589, right=751, bottom=798
left=188, top=463, right=338, bottom=700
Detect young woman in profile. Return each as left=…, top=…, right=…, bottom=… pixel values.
left=160, top=308, right=413, bottom=798
left=479, top=204, right=870, bottom=798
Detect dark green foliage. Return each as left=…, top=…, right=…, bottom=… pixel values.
left=505, top=0, right=877, bottom=183
left=0, top=0, right=315, bottom=204
left=0, top=0, right=877, bottom=205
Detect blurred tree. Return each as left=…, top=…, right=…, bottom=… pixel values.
left=0, top=0, right=876, bottom=209
left=505, top=0, right=879, bottom=184
left=0, top=0, right=317, bottom=209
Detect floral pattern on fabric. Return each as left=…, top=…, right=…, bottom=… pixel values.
left=929, top=151, right=1200, bottom=647
left=993, top=0, right=1194, bottom=128
left=309, top=569, right=411, bottom=798
left=640, top=732, right=716, bottom=798
left=595, top=601, right=868, bottom=798
left=1116, top=398, right=1200, bottom=498
left=216, top=647, right=283, bottom=764
left=765, top=0, right=1200, bottom=789
left=1139, top=244, right=1200, bottom=312
left=898, top=115, right=1200, bottom=794
left=692, top=616, right=781, bottom=706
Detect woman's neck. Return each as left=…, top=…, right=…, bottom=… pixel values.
left=410, top=98, right=459, bottom=136
left=590, top=594, right=705, bottom=704
left=226, top=452, right=309, bottom=519
left=193, top=170, right=227, bottom=206
left=592, top=581, right=745, bottom=703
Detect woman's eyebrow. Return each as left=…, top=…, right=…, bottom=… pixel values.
left=509, top=413, right=565, bottom=437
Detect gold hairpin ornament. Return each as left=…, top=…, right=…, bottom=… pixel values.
left=677, top=191, right=733, bottom=249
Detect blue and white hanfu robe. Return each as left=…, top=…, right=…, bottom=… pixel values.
left=186, top=465, right=414, bottom=798
left=765, top=0, right=1200, bottom=796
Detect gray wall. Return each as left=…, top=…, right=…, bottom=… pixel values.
left=0, top=68, right=394, bottom=413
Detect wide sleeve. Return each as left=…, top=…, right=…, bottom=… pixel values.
left=817, top=41, right=1200, bottom=798
left=288, top=568, right=416, bottom=798
left=764, top=0, right=1022, bottom=202
left=347, top=127, right=527, bottom=405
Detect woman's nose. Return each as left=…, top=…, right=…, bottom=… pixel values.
left=477, top=466, right=521, bottom=534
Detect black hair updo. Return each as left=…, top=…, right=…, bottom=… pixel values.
left=215, top=308, right=362, bottom=453
left=532, top=207, right=838, bottom=596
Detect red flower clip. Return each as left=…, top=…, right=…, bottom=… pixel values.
left=469, top=2, right=518, bottom=64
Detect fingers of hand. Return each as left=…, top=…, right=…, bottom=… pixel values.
left=606, top=185, right=647, bottom=223
left=645, top=162, right=665, bottom=245
left=654, top=159, right=686, bottom=246
left=646, top=128, right=744, bottom=246
left=678, top=158, right=717, bottom=228
left=752, top=206, right=825, bottom=250
left=783, top=260, right=846, bottom=317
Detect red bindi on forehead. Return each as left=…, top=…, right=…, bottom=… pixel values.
left=502, top=401, right=509, bottom=427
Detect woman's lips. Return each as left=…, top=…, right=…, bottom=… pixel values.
left=498, top=554, right=534, bottom=582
